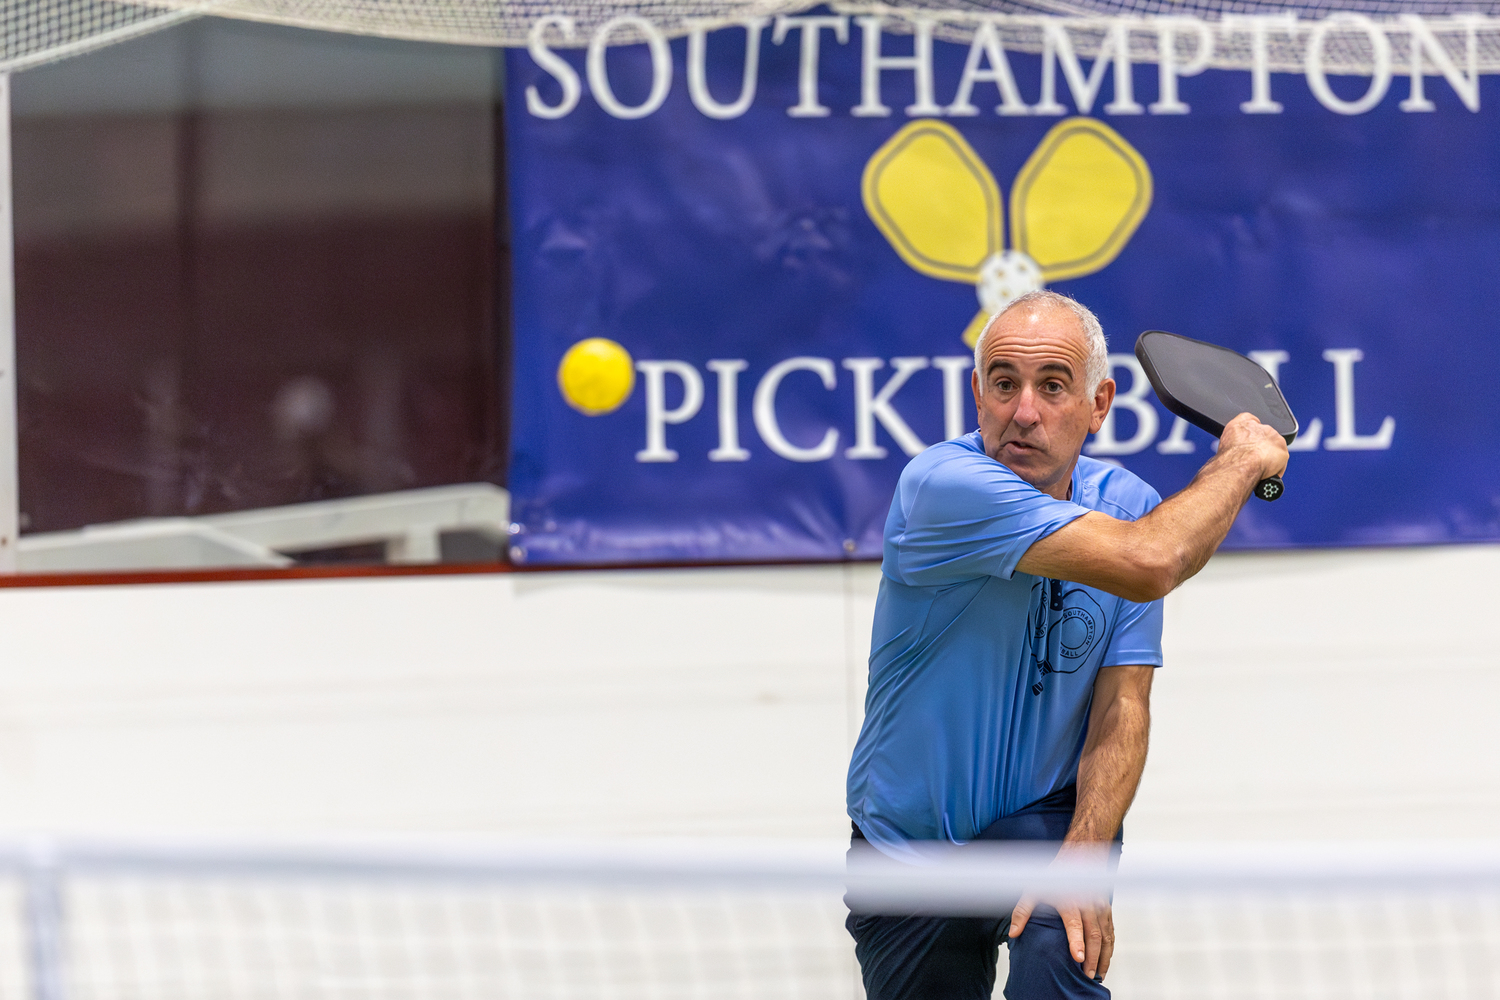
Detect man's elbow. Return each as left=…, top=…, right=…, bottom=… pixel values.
left=1117, top=578, right=1171, bottom=604
left=1117, top=544, right=1181, bottom=602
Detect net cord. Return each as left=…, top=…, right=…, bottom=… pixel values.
left=0, top=835, right=1495, bottom=895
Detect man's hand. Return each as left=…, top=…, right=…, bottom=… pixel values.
left=1008, top=841, right=1116, bottom=981
left=1219, top=411, right=1290, bottom=483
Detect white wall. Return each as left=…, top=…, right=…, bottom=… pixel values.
left=0, top=545, right=1494, bottom=841
left=0, top=565, right=870, bottom=836
left=1141, top=543, right=1500, bottom=841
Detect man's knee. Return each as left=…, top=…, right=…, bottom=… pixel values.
left=1004, top=909, right=1110, bottom=1000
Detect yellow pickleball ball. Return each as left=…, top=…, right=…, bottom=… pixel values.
left=557, top=338, right=635, bottom=415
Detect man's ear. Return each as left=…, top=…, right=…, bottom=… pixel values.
left=972, top=367, right=982, bottom=415
left=1088, top=378, right=1116, bottom=434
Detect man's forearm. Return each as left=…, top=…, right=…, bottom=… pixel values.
left=1131, top=442, right=1265, bottom=594
left=1010, top=667, right=1151, bottom=974
left=1064, top=683, right=1151, bottom=845
left=1017, top=440, right=1266, bottom=602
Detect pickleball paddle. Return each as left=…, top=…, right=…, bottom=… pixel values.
left=1134, top=331, right=1298, bottom=502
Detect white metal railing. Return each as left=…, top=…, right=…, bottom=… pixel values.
left=16, top=483, right=510, bottom=572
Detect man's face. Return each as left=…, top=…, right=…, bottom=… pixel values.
left=971, top=304, right=1116, bottom=500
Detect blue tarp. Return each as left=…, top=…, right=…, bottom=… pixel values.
left=505, top=17, right=1498, bottom=563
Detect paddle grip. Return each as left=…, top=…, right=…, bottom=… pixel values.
left=1254, top=475, right=1284, bottom=502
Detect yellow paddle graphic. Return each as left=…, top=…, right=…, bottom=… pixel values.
left=863, top=121, right=1004, bottom=284
left=862, top=118, right=1152, bottom=347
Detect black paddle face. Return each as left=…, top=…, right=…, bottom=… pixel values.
left=1135, top=331, right=1298, bottom=444
left=1134, top=331, right=1297, bottom=502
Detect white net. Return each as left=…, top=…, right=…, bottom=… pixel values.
left=0, top=0, right=201, bottom=73
left=9, top=0, right=1500, bottom=79
left=63, top=879, right=854, bottom=999
left=1112, top=890, right=1500, bottom=1000
left=0, top=0, right=822, bottom=73
left=870, top=9, right=1500, bottom=76
left=0, top=838, right=1495, bottom=1000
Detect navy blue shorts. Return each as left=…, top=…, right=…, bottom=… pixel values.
left=846, top=787, right=1120, bottom=1000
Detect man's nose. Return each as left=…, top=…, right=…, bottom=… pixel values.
left=1013, top=386, right=1041, bottom=426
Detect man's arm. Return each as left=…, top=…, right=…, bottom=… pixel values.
left=1008, top=665, right=1154, bottom=982
left=1016, top=413, right=1288, bottom=602
left=1067, top=664, right=1153, bottom=845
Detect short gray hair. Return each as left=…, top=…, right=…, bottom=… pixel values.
left=973, top=290, right=1110, bottom=396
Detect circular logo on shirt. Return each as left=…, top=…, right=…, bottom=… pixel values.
left=1044, top=589, right=1105, bottom=673
left=1057, top=607, right=1097, bottom=658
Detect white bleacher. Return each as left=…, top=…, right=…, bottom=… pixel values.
left=15, top=482, right=510, bottom=571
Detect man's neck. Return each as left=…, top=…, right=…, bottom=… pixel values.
left=1041, top=463, right=1077, bottom=502
left=998, top=455, right=1078, bottom=501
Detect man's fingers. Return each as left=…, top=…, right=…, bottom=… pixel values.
left=1061, top=903, right=1086, bottom=963
left=1080, top=900, right=1116, bottom=980
left=1096, top=906, right=1116, bottom=982
left=1008, top=895, right=1035, bottom=938
left=1221, top=411, right=1289, bottom=479
left=1081, top=905, right=1104, bottom=977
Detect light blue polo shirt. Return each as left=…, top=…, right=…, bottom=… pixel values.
left=847, top=431, right=1164, bottom=859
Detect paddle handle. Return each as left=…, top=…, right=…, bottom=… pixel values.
left=1254, top=475, right=1284, bottom=502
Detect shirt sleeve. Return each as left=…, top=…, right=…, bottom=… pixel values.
left=891, top=452, right=1089, bottom=588
left=1101, top=596, right=1164, bottom=668
left=1097, top=473, right=1165, bottom=668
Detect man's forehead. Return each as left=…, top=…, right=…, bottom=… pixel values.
left=983, top=306, right=1090, bottom=368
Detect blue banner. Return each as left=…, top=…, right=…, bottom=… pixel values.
left=505, top=13, right=1500, bottom=564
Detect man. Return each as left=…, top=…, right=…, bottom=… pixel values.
left=846, top=290, right=1289, bottom=999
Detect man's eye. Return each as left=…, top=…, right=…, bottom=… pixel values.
left=1043, top=381, right=1064, bottom=393
left=995, top=380, right=1015, bottom=391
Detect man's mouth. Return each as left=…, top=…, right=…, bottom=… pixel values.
left=1002, top=440, right=1042, bottom=454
